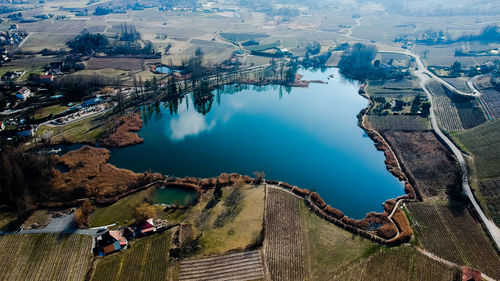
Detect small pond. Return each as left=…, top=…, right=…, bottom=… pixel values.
left=152, top=187, right=198, bottom=206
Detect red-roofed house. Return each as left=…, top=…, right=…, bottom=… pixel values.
left=140, top=218, right=156, bottom=235
left=462, top=267, right=481, bottom=281
left=109, top=230, right=128, bottom=248
left=39, top=74, right=54, bottom=83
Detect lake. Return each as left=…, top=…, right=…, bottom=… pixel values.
left=109, top=68, right=404, bottom=219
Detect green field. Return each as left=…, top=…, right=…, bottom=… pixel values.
left=0, top=234, right=93, bottom=281
left=452, top=119, right=500, bottom=179
left=89, top=188, right=156, bottom=228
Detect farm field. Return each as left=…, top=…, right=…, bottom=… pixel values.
left=264, top=188, right=306, bottom=281
left=478, top=179, right=500, bottom=226
left=34, top=104, right=70, bottom=120
left=91, top=230, right=172, bottom=281
left=330, top=246, right=461, bottom=281
left=85, top=57, right=152, bottom=71
left=443, top=77, right=473, bottom=93
left=407, top=202, right=500, bottom=279
left=0, top=233, right=93, bottom=281
left=382, top=131, right=461, bottom=200
left=164, top=185, right=265, bottom=256
left=366, top=115, right=431, bottom=131
left=299, top=192, right=376, bottom=280
left=20, top=33, right=75, bottom=53
left=179, top=250, right=264, bottom=281
left=452, top=119, right=500, bottom=179
left=36, top=112, right=109, bottom=143
left=480, top=88, right=500, bottom=119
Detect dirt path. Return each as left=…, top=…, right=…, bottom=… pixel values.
left=413, top=246, right=497, bottom=281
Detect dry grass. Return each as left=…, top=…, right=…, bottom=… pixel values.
left=100, top=113, right=144, bottom=147
left=52, top=146, right=140, bottom=200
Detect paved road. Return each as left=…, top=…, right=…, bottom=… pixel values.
left=18, top=213, right=100, bottom=236
left=403, top=50, right=500, bottom=250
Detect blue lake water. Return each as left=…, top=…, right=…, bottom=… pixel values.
left=109, top=68, right=404, bottom=219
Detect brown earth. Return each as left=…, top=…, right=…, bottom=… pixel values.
left=382, top=131, right=462, bottom=200
left=100, top=114, right=144, bottom=147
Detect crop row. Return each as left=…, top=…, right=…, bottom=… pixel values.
left=331, top=246, right=460, bottom=281
left=433, top=97, right=463, bottom=131
left=407, top=203, right=500, bottom=279
left=91, top=231, right=172, bottom=281
left=0, top=234, right=93, bottom=281
left=480, top=89, right=500, bottom=119
left=264, top=188, right=306, bottom=281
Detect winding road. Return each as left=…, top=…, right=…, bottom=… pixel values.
left=398, top=50, right=500, bottom=250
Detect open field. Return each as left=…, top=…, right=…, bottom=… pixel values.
left=85, top=57, right=148, bottom=71
left=20, top=33, right=75, bottom=53
left=444, top=77, right=473, bottom=93
left=366, top=115, right=431, bottom=131
left=179, top=250, right=264, bottom=281
left=330, top=246, right=461, bottom=281
left=480, top=88, right=500, bottom=119
left=36, top=111, right=109, bottom=143
left=89, top=188, right=156, bottom=228
left=264, top=188, right=306, bottom=281
left=407, top=202, right=500, bottom=279
left=452, top=119, right=500, bottom=179
left=35, top=104, right=70, bottom=120
left=478, top=179, right=500, bottom=226
left=299, top=193, right=376, bottom=280
left=382, top=131, right=461, bottom=200
left=91, top=230, right=172, bottom=281
left=164, top=185, right=265, bottom=256
left=0, top=233, right=93, bottom=281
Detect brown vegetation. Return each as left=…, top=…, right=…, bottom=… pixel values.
left=387, top=208, right=413, bottom=244
left=74, top=199, right=95, bottom=228
left=100, top=114, right=144, bottom=147
left=51, top=145, right=162, bottom=203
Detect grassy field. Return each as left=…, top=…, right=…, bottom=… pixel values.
left=452, top=119, right=500, bottom=180
left=91, top=230, right=173, bottom=281
left=34, top=104, right=70, bottom=120
left=0, top=212, right=19, bottom=231
left=329, top=246, right=461, bottom=281
left=36, top=112, right=109, bottom=143
left=382, top=131, right=461, bottom=200
left=89, top=188, right=156, bottom=228
left=0, top=234, right=93, bottom=281
left=300, top=196, right=377, bottom=280
left=407, top=202, right=500, bottom=279
left=164, top=184, right=265, bottom=256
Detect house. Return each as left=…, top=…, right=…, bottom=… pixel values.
left=140, top=218, right=156, bottom=235
left=16, top=87, right=33, bottom=100
left=462, top=267, right=481, bottom=281
left=95, top=230, right=125, bottom=256
left=39, top=74, right=54, bottom=83
left=0, top=121, right=4, bottom=131
left=109, top=230, right=128, bottom=248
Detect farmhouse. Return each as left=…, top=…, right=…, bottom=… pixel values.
left=140, top=218, right=156, bottom=235
left=462, top=267, right=481, bottom=281
left=39, top=74, right=54, bottom=83
left=16, top=87, right=33, bottom=100
left=95, top=229, right=127, bottom=256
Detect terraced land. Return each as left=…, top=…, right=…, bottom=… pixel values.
left=91, top=231, right=172, bottom=281
left=0, top=234, right=93, bottom=281
left=480, top=88, right=500, bottom=119
left=407, top=203, right=500, bottom=279
left=264, top=188, right=306, bottom=281
left=330, top=246, right=460, bottom=281
left=366, top=115, right=431, bottom=131
left=179, top=250, right=264, bottom=281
